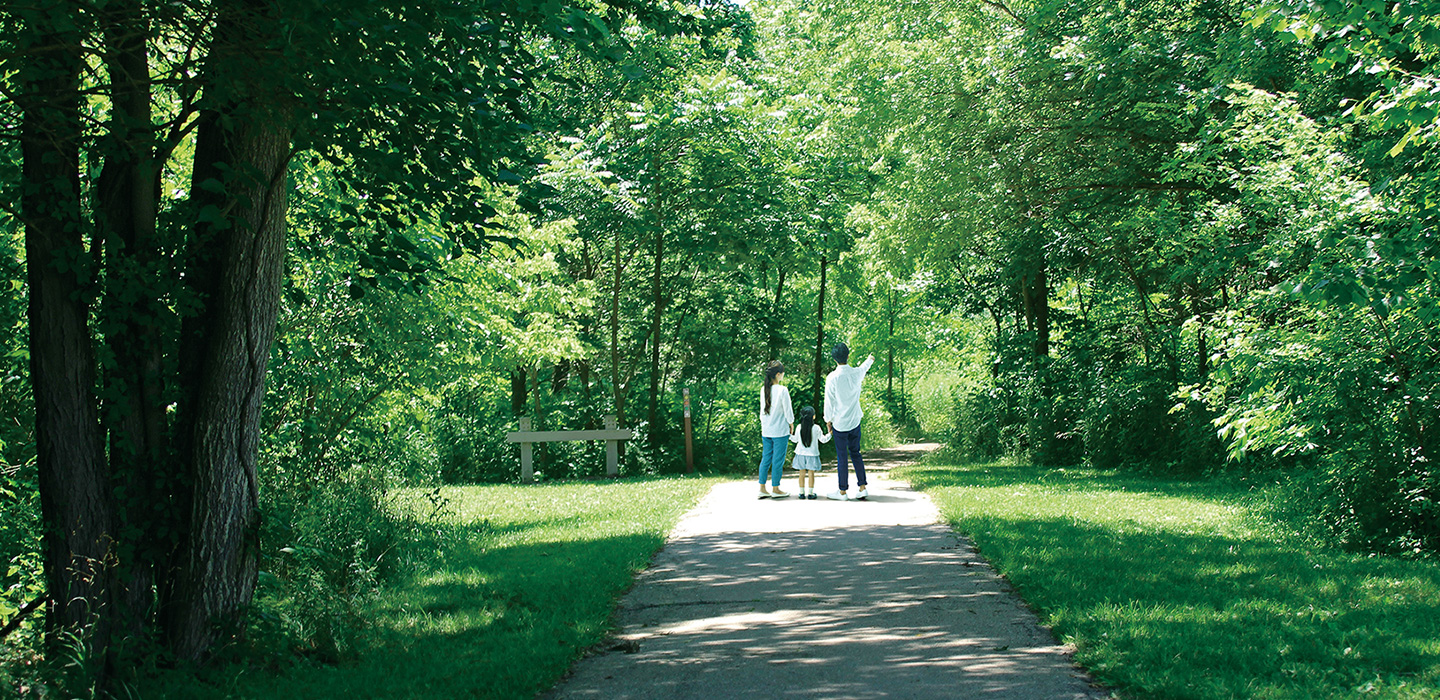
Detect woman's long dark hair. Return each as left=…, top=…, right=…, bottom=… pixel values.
left=798, top=406, right=816, bottom=447
left=763, top=362, right=785, bottom=414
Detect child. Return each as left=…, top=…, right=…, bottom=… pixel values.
left=789, top=406, right=831, bottom=500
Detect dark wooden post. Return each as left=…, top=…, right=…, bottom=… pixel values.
left=683, top=388, right=694, bottom=473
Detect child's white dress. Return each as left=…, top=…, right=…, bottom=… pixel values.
left=790, top=424, right=831, bottom=470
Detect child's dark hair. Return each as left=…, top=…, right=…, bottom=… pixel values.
left=798, top=406, right=816, bottom=447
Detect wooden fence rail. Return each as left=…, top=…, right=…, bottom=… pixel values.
left=505, top=415, right=634, bottom=482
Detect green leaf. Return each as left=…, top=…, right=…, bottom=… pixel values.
left=1388, top=124, right=1421, bottom=157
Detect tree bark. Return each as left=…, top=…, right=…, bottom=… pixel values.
left=551, top=359, right=570, bottom=396
left=511, top=366, right=528, bottom=416
left=610, top=226, right=626, bottom=425
left=768, top=264, right=786, bottom=360
left=887, top=285, right=895, bottom=398
left=96, top=0, right=168, bottom=642
left=19, top=6, right=118, bottom=671
left=1020, top=265, right=1049, bottom=357
left=166, top=2, right=294, bottom=658
left=648, top=219, right=665, bottom=450
left=812, top=255, right=828, bottom=412
left=1192, top=288, right=1209, bottom=379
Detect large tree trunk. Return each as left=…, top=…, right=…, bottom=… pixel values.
left=166, top=2, right=294, bottom=659
left=19, top=6, right=118, bottom=672
left=811, top=255, right=828, bottom=412
left=96, top=0, right=168, bottom=642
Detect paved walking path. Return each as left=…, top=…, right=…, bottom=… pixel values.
left=547, top=444, right=1107, bottom=699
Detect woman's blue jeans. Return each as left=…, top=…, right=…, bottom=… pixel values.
left=757, top=436, right=788, bottom=487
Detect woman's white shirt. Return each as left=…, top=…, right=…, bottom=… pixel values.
left=789, top=424, right=831, bottom=456
left=759, top=384, right=794, bottom=438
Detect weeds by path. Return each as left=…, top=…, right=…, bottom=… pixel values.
left=894, top=461, right=1440, bottom=700
left=143, top=475, right=721, bottom=700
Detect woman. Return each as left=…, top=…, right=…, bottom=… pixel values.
left=757, top=361, right=793, bottom=498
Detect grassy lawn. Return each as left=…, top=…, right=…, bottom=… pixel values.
left=893, top=460, right=1440, bottom=700
left=146, top=475, right=721, bottom=699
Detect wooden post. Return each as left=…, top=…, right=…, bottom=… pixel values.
left=604, top=415, right=619, bottom=477
left=519, top=417, right=533, bottom=483
left=683, top=388, right=694, bottom=473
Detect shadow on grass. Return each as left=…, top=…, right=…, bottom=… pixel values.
left=143, top=475, right=724, bottom=699
left=902, top=462, right=1256, bottom=500
left=142, top=533, right=668, bottom=700
left=900, top=463, right=1440, bottom=699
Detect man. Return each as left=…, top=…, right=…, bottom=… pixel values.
left=823, top=343, right=874, bottom=501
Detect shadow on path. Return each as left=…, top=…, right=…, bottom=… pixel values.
left=545, top=467, right=1107, bottom=700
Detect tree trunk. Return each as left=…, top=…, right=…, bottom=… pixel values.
left=532, top=362, right=545, bottom=475
left=1020, top=265, right=1049, bottom=357
left=551, top=359, right=570, bottom=396
left=768, top=264, right=786, bottom=360
left=610, top=226, right=626, bottom=425
left=990, top=308, right=1003, bottom=378
left=648, top=220, right=665, bottom=450
left=510, top=366, right=528, bottom=416
left=167, top=3, right=294, bottom=657
left=96, top=0, right=168, bottom=642
left=887, top=285, right=895, bottom=398
left=20, top=6, right=118, bottom=672
left=812, top=255, right=828, bottom=412
left=1192, top=288, right=1209, bottom=379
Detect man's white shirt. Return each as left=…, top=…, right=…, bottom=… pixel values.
left=824, top=356, right=874, bottom=432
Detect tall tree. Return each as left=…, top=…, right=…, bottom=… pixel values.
left=5, top=0, right=723, bottom=672
left=16, top=4, right=117, bottom=672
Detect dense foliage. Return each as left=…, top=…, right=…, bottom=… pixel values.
left=3, top=0, right=1439, bottom=693
left=762, top=0, right=1440, bottom=556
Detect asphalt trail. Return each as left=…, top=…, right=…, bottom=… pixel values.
left=545, top=443, right=1107, bottom=700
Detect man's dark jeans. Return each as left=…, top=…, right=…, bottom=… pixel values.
left=834, top=423, right=865, bottom=492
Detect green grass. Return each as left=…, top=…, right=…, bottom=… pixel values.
left=893, top=461, right=1440, bottom=700
left=145, top=475, right=721, bottom=699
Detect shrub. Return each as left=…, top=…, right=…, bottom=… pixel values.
left=1202, top=304, right=1440, bottom=555
left=254, top=470, right=447, bottom=663
left=433, top=379, right=519, bottom=483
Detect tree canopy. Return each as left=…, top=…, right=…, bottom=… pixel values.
left=2, top=0, right=1439, bottom=691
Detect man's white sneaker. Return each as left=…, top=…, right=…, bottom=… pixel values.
left=758, top=491, right=771, bottom=499
left=853, top=488, right=869, bottom=501
left=826, top=490, right=849, bottom=501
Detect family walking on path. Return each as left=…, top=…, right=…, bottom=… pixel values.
left=757, top=342, right=875, bottom=502
left=546, top=352, right=1105, bottom=699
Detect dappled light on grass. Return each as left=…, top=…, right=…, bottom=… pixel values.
left=143, top=476, right=721, bottom=699
left=896, top=462, right=1440, bottom=699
